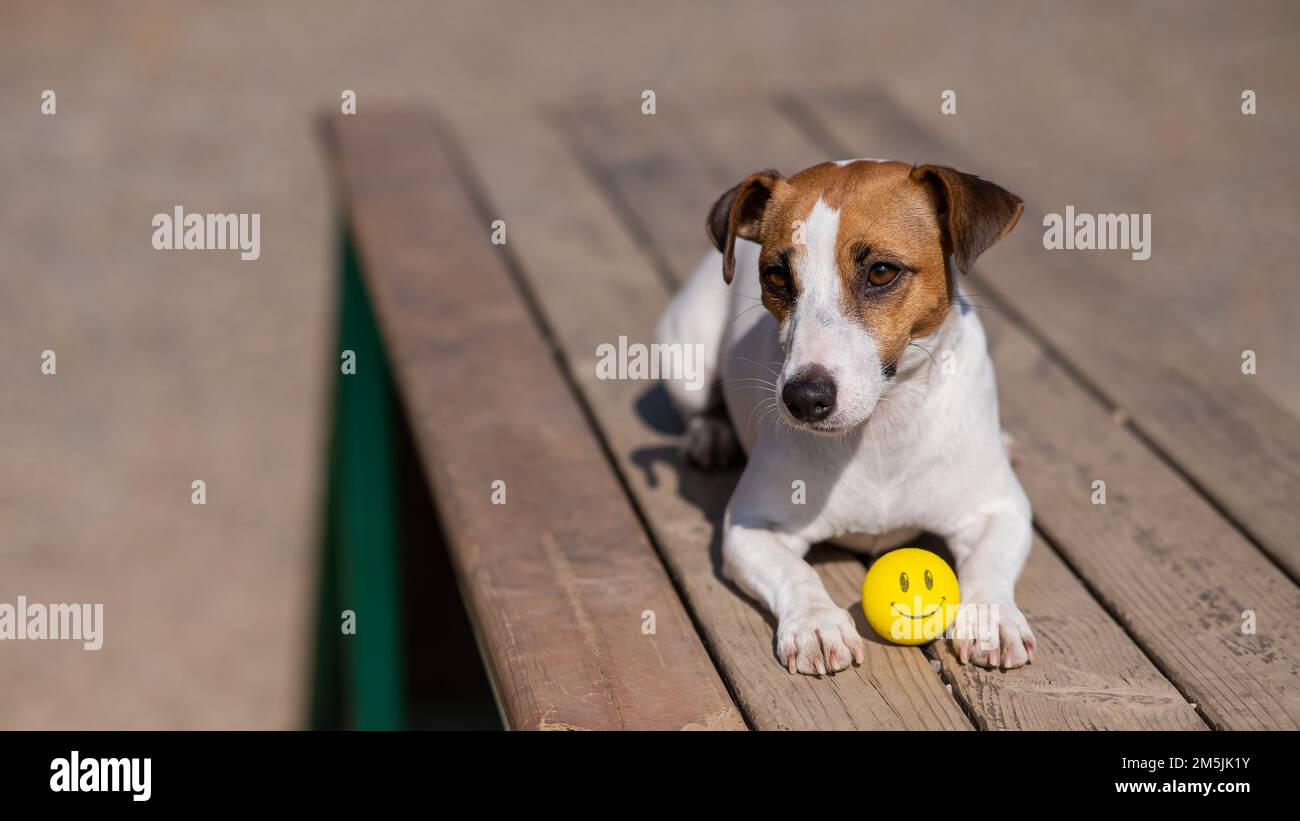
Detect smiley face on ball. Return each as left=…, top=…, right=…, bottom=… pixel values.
left=862, top=548, right=960, bottom=645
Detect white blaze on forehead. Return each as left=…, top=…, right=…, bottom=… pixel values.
left=787, top=198, right=863, bottom=368
left=797, top=198, right=841, bottom=313
left=782, top=199, right=886, bottom=427
left=834, top=157, right=890, bottom=166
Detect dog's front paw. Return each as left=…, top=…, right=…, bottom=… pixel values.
left=951, top=598, right=1036, bottom=669
left=776, top=604, right=865, bottom=676
left=682, top=414, right=739, bottom=469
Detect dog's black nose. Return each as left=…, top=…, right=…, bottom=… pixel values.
left=782, top=368, right=836, bottom=423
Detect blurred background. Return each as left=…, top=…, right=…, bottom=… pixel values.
left=2, top=0, right=1296, bottom=728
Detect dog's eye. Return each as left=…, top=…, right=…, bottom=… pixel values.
left=761, top=265, right=790, bottom=292
left=866, top=261, right=901, bottom=287
left=899, top=572, right=909, bottom=593
left=924, top=569, right=934, bottom=590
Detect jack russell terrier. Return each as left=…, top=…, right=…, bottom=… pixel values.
left=655, top=158, right=1034, bottom=674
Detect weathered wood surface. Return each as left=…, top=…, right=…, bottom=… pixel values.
left=986, top=323, right=1300, bottom=729
left=795, top=90, right=1300, bottom=729
left=325, top=93, right=1296, bottom=730
left=322, top=111, right=744, bottom=730
left=462, top=111, right=972, bottom=729
left=561, top=97, right=1206, bottom=729
left=930, top=537, right=1205, bottom=731
left=794, top=88, right=1300, bottom=583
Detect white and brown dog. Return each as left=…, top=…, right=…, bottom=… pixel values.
left=656, top=159, right=1035, bottom=674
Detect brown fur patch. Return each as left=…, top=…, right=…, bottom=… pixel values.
left=756, top=161, right=952, bottom=367
left=713, top=159, right=1021, bottom=368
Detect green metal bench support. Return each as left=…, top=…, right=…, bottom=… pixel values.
left=310, top=231, right=406, bottom=730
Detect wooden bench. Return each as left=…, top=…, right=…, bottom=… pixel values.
left=311, top=111, right=742, bottom=730
left=311, top=92, right=1300, bottom=730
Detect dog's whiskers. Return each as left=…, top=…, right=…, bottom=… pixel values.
left=728, top=354, right=783, bottom=378
left=907, top=341, right=938, bottom=367
left=743, top=395, right=779, bottom=441
left=730, top=303, right=768, bottom=323
left=722, top=375, right=778, bottom=387
left=949, top=297, right=1018, bottom=317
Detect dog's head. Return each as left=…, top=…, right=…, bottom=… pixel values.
left=707, top=159, right=1022, bottom=433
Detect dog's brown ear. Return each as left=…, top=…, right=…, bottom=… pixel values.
left=910, top=164, right=1023, bottom=275
left=707, top=170, right=782, bottom=283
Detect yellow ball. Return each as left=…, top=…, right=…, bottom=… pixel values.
left=862, top=548, right=960, bottom=646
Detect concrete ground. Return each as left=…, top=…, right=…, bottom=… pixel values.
left=1, top=0, right=1296, bottom=727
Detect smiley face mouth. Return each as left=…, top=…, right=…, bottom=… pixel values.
left=891, top=596, right=947, bottom=620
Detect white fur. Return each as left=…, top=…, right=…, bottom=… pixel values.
left=780, top=199, right=886, bottom=432
left=658, top=230, right=1035, bottom=674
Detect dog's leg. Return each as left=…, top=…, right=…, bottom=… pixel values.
left=723, top=522, right=865, bottom=675
left=680, top=408, right=739, bottom=469
left=944, top=503, right=1036, bottom=668
left=655, top=250, right=738, bottom=468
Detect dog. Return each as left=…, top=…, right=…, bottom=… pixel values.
left=655, top=158, right=1035, bottom=674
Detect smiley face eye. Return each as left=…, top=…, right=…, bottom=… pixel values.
left=899, top=571, right=909, bottom=593
left=924, top=569, right=934, bottom=590
left=866, top=261, right=901, bottom=287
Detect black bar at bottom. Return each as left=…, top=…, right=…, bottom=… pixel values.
left=3, top=730, right=1287, bottom=807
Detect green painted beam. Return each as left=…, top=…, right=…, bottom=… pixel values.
left=311, top=230, right=406, bottom=730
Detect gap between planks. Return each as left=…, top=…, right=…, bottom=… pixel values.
left=431, top=109, right=761, bottom=731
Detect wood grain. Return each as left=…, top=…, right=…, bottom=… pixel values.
left=564, top=96, right=1205, bottom=729
left=794, top=89, right=1300, bottom=729
left=935, top=537, right=1206, bottom=732
left=934, top=536, right=1205, bottom=730
left=988, top=323, right=1300, bottom=729
left=461, top=110, right=971, bottom=729
left=321, top=111, right=744, bottom=730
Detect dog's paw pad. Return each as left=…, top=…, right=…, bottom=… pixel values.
left=682, top=415, right=739, bottom=469
left=951, top=599, right=1035, bottom=670
left=776, top=605, right=865, bottom=676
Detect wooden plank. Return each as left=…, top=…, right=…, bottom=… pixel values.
left=791, top=88, right=1300, bottom=582
left=321, top=111, right=744, bottom=731
left=567, top=96, right=1205, bottom=730
left=934, top=538, right=1205, bottom=730
left=562, top=104, right=760, bottom=282
left=460, top=111, right=970, bottom=730
left=988, top=324, right=1300, bottom=729
left=793, top=89, right=1300, bottom=729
